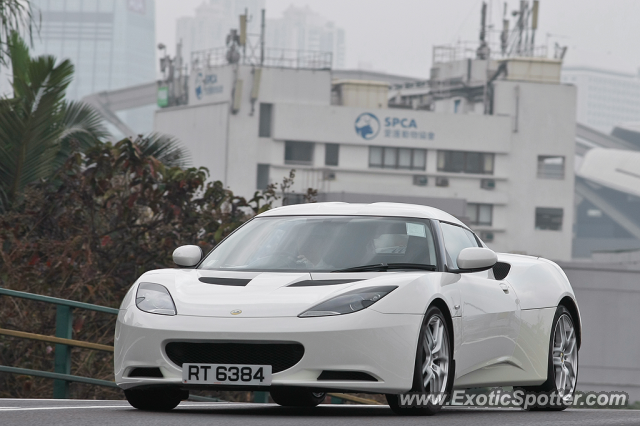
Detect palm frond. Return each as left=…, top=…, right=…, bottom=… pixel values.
left=135, top=133, right=191, bottom=168
left=51, top=101, right=109, bottom=170
left=0, top=3, right=38, bottom=66
left=0, top=33, right=77, bottom=201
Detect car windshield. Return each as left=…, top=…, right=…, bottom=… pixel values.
left=199, top=216, right=438, bottom=272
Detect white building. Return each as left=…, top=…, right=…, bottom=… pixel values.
left=154, top=51, right=576, bottom=261
left=266, top=5, right=345, bottom=69
left=176, top=0, right=265, bottom=66
left=562, top=66, right=640, bottom=134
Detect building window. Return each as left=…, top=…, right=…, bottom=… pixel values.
left=413, top=175, right=428, bottom=186
left=467, top=203, right=493, bottom=226
left=535, top=207, right=563, bottom=231
left=437, top=150, right=494, bottom=174
left=325, top=143, right=339, bottom=166
left=285, top=141, right=314, bottom=165
left=256, top=164, right=270, bottom=190
left=537, top=155, right=565, bottom=179
left=259, top=103, right=272, bottom=137
left=369, top=146, right=426, bottom=170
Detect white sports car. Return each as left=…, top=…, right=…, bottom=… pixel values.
left=114, top=202, right=581, bottom=415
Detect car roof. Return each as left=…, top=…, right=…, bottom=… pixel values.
left=257, top=202, right=466, bottom=227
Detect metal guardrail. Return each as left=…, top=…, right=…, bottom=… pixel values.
left=0, top=287, right=119, bottom=398
left=0, top=287, right=379, bottom=405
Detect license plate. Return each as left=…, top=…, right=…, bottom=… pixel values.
left=182, top=364, right=272, bottom=386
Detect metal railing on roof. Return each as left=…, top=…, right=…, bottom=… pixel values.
left=432, top=41, right=549, bottom=64
left=191, top=46, right=332, bottom=71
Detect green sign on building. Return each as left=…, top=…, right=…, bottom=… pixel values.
left=157, top=86, right=169, bottom=108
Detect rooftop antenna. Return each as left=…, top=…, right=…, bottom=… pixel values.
left=517, top=0, right=525, bottom=55
left=500, top=2, right=509, bottom=55
left=239, top=8, right=248, bottom=59
left=476, top=2, right=490, bottom=59
left=530, top=1, right=539, bottom=55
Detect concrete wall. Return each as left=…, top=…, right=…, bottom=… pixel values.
left=155, top=102, right=229, bottom=183
left=494, top=80, right=577, bottom=260
left=559, top=262, right=640, bottom=401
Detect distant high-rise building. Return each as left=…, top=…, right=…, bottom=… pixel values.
left=266, top=5, right=345, bottom=69
left=176, top=0, right=265, bottom=65
left=30, top=0, right=156, bottom=134
left=562, top=66, right=640, bottom=134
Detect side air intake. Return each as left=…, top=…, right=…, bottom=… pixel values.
left=317, top=370, right=378, bottom=381
left=493, top=262, right=511, bottom=281
left=128, top=367, right=163, bottom=378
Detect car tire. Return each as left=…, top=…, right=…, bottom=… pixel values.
left=124, top=387, right=187, bottom=411
left=386, top=305, right=454, bottom=416
left=517, top=305, right=579, bottom=411
left=269, top=388, right=326, bottom=407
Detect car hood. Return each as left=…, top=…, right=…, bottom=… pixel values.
left=140, top=268, right=420, bottom=318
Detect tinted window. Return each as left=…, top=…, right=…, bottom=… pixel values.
left=325, top=143, right=339, bottom=166
left=258, top=103, right=272, bottom=137
left=199, top=216, right=438, bottom=272
left=536, top=207, right=563, bottom=230
left=440, top=222, right=479, bottom=269
left=537, top=156, right=565, bottom=179
left=369, top=146, right=426, bottom=170
left=285, top=141, right=314, bottom=164
left=437, top=150, right=494, bottom=174
left=256, top=164, right=270, bottom=190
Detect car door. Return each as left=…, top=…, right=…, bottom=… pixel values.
left=438, top=222, right=520, bottom=385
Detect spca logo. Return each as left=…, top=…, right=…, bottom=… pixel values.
left=194, top=72, right=223, bottom=100
left=354, top=113, right=381, bottom=140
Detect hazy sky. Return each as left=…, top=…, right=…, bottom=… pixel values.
left=156, top=0, right=640, bottom=79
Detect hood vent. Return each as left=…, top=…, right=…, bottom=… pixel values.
left=289, top=279, right=364, bottom=287
left=198, top=277, right=252, bottom=286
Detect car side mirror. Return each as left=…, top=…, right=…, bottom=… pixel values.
left=456, top=247, right=497, bottom=272
left=173, top=245, right=203, bottom=268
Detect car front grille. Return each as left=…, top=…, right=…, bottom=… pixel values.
left=164, top=341, right=305, bottom=373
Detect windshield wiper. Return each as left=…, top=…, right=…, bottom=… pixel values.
left=332, top=263, right=437, bottom=272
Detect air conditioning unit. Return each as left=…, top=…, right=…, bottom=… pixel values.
left=322, top=170, right=336, bottom=181
left=413, top=175, right=428, bottom=186
left=435, top=177, right=449, bottom=187
left=480, top=231, right=495, bottom=242
left=481, top=179, right=496, bottom=190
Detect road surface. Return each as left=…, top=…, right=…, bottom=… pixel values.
left=1, top=399, right=639, bottom=425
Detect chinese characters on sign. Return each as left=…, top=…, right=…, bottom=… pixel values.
left=383, top=129, right=435, bottom=140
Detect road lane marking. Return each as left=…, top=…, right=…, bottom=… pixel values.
left=0, top=403, right=235, bottom=411
left=0, top=406, right=129, bottom=411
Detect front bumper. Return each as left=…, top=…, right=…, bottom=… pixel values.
left=114, top=307, right=421, bottom=394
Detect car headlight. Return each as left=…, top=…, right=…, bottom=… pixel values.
left=299, top=286, right=397, bottom=318
left=135, top=283, right=177, bottom=316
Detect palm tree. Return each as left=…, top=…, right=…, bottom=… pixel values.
left=0, top=0, right=37, bottom=66
left=136, top=133, right=191, bottom=168
left=0, top=32, right=109, bottom=207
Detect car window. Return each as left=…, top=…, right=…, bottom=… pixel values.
left=199, top=216, right=438, bottom=272
left=440, top=222, right=480, bottom=269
